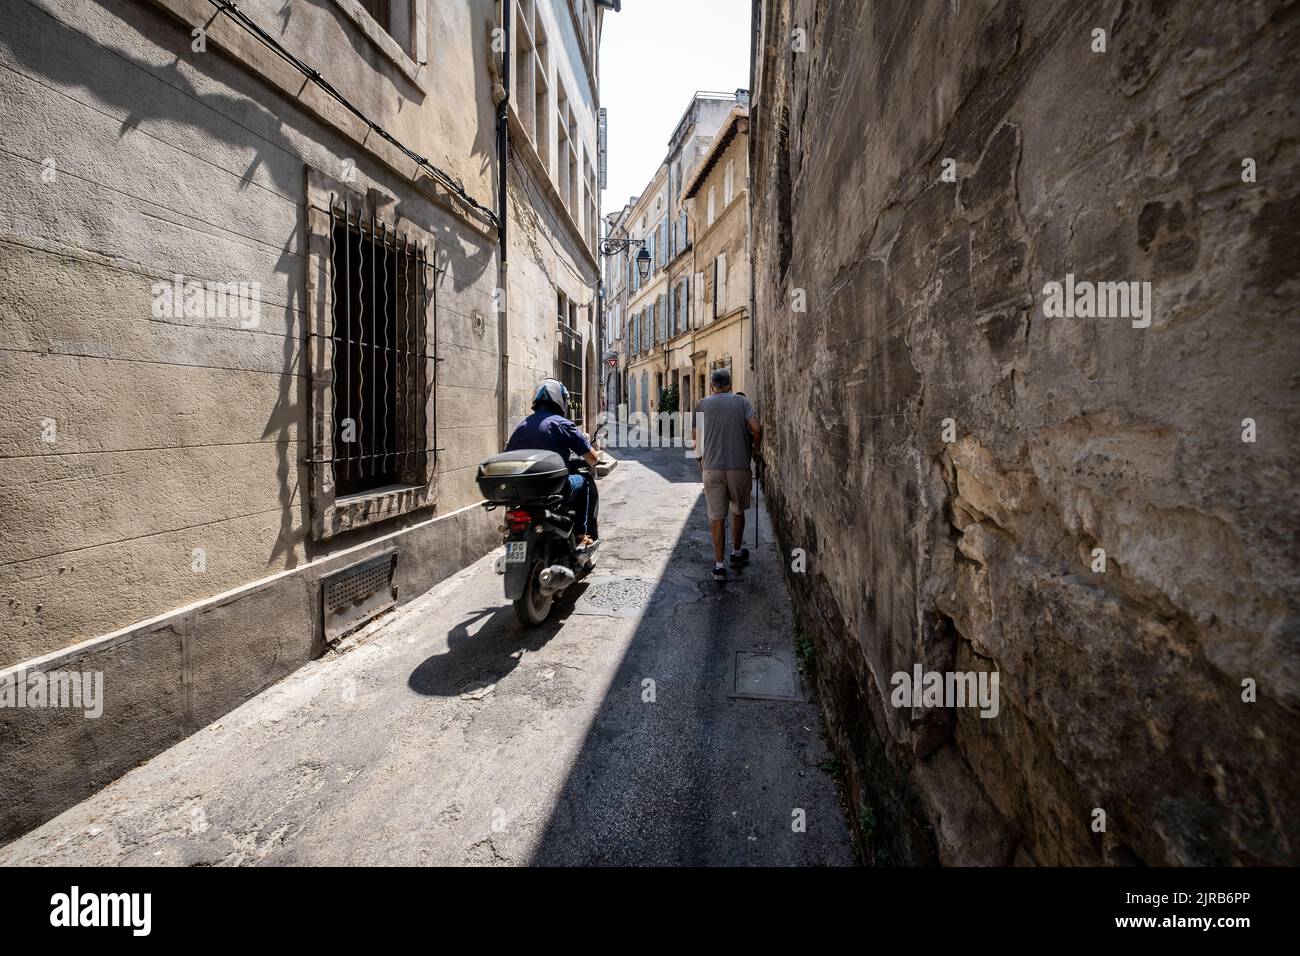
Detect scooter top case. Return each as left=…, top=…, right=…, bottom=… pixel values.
left=477, top=450, right=569, bottom=504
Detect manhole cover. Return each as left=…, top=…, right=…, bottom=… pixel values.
left=572, top=576, right=656, bottom=618
left=729, top=651, right=803, bottom=701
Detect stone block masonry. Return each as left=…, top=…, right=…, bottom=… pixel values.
left=749, top=0, right=1299, bottom=864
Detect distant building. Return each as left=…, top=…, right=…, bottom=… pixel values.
left=601, top=199, right=635, bottom=417
left=682, top=99, right=751, bottom=404
left=624, top=163, right=670, bottom=418
left=618, top=91, right=746, bottom=422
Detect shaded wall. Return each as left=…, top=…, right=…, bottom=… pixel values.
left=750, top=0, right=1299, bottom=864
left=0, top=0, right=593, bottom=841
left=0, top=0, right=501, bottom=665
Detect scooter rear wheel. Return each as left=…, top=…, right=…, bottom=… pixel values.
left=513, top=559, right=554, bottom=626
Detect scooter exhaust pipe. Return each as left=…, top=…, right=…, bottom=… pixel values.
left=538, top=564, right=576, bottom=598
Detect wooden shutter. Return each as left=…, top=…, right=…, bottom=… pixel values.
left=717, top=252, right=727, bottom=314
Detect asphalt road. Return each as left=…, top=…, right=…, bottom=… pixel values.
left=0, top=446, right=854, bottom=866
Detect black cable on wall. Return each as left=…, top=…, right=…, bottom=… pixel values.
left=207, top=0, right=499, bottom=228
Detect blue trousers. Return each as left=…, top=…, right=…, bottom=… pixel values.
left=566, top=473, right=591, bottom=537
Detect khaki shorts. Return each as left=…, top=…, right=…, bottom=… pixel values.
left=702, top=468, right=752, bottom=520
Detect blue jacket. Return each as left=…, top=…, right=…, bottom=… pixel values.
left=506, top=410, right=592, bottom=462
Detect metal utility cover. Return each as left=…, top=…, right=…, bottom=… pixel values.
left=321, top=550, right=398, bottom=641
left=729, top=651, right=803, bottom=701
left=571, top=575, right=656, bottom=619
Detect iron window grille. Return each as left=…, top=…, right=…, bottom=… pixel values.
left=305, top=168, right=438, bottom=541
left=557, top=322, right=584, bottom=426
left=321, top=194, right=432, bottom=499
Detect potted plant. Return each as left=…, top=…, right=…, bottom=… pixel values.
left=659, top=383, right=679, bottom=438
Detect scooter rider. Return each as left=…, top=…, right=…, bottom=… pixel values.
left=506, top=379, right=600, bottom=546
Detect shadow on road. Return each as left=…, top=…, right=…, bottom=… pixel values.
left=406, top=586, right=588, bottom=698
left=525, top=448, right=847, bottom=866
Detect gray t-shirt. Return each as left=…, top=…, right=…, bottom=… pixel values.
left=696, top=392, right=757, bottom=471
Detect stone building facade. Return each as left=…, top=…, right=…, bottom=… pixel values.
left=504, top=0, right=608, bottom=431
left=600, top=198, right=633, bottom=415
left=618, top=91, right=745, bottom=421
left=683, top=103, right=750, bottom=402
left=623, top=164, right=669, bottom=418
left=750, top=0, right=1299, bottom=864
left=0, top=0, right=612, bottom=841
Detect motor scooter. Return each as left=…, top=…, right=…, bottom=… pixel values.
left=477, top=450, right=600, bottom=625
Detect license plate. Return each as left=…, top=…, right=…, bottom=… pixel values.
left=506, top=541, right=528, bottom=564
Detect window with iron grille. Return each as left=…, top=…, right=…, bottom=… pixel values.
left=327, top=197, right=430, bottom=499
left=306, top=170, right=437, bottom=541
left=557, top=321, right=584, bottom=426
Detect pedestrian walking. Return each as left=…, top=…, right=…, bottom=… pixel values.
left=692, top=368, right=762, bottom=581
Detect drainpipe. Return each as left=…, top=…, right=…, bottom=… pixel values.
left=496, top=0, right=512, bottom=450
left=596, top=278, right=606, bottom=429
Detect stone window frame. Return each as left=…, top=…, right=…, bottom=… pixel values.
left=304, top=166, right=439, bottom=541
left=330, top=0, right=433, bottom=95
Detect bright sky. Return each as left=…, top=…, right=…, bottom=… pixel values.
left=599, top=0, right=752, bottom=213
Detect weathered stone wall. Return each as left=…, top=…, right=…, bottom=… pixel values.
left=750, top=0, right=1299, bottom=864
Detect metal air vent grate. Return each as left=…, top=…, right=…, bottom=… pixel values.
left=321, top=550, right=398, bottom=641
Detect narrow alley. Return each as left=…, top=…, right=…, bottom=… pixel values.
left=1, top=0, right=1297, bottom=916
left=0, top=447, right=853, bottom=866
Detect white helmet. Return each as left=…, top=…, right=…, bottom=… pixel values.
left=533, top=378, right=569, bottom=412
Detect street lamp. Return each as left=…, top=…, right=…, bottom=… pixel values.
left=599, top=236, right=652, bottom=283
